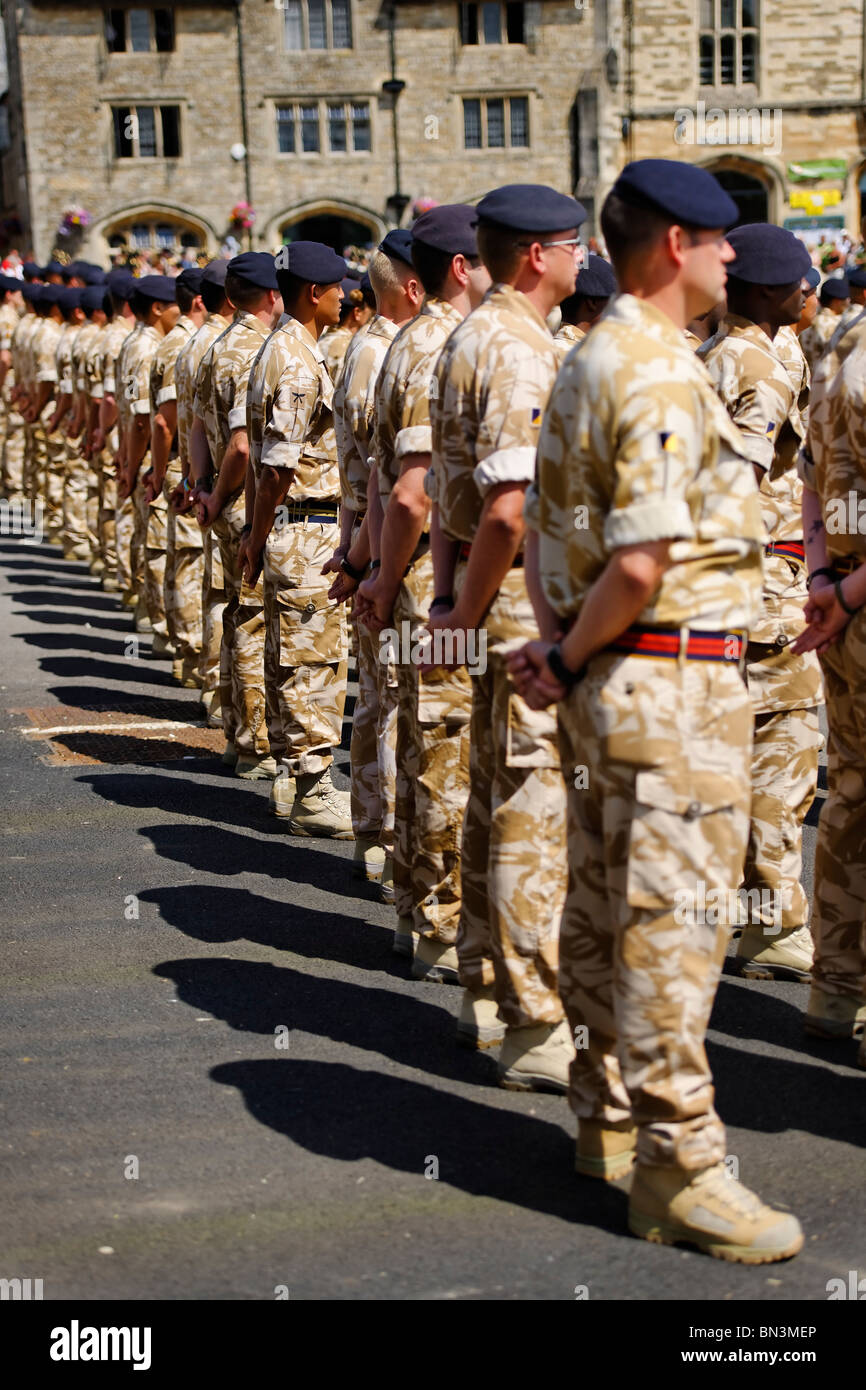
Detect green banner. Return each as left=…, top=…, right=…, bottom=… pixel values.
left=787, top=159, right=848, bottom=183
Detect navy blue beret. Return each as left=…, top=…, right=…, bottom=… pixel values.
left=42, top=260, right=66, bottom=278
left=475, top=184, right=586, bottom=234
left=176, top=267, right=204, bottom=296
left=134, top=275, right=177, bottom=303
left=21, top=282, right=40, bottom=302
left=379, top=228, right=415, bottom=267
left=39, top=283, right=62, bottom=305
left=0, top=274, right=21, bottom=293
left=201, top=258, right=229, bottom=288
left=274, top=241, right=347, bottom=285
left=56, top=287, right=83, bottom=314
left=821, top=277, right=849, bottom=301
left=228, top=251, right=279, bottom=290
left=804, top=267, right=821, bottom=290
left=106, top=268, right=136, bottom=299
left=412, top=204, right=478, bottom=257
left=575, top=253, right=617, bottom=298
left=847, top=266, right=866, bottom=289
left=611, top=159, right=738, bottom=229
left=22, top=261, right=41, bottom=280
left=81, top=285, right=108, bottom=314
left=726, top=223, right=812, bottom=286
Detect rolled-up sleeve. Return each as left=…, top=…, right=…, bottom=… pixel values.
left=473, top=346, right=550, bottom=497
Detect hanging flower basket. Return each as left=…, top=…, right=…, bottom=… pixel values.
left=230, top=201, right=256, bottom=231
left=57, top=206, right=92, bottom=240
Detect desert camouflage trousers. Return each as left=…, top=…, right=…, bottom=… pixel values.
left=1, top=393, right=25, bottom=499
left=163, top=461, right=203, bottom=666
left=811, top=605, right=866, bottom=1001
left=350, top=616, right=398, bottom=848
left=199, top=527, right=225, bottom=696
left=742, top=697, right=821, bottom=932
left=390, top=549, right=470, bottom=937
left=61, top=431, right=97, bottom=559
left=557, top=653, right=753, bottom=1170
left=116, top=489, right=137, bottom=595
left=39, top=415, right=67, bottom=538
left=215, top=497, right=269, bottom=758
left=22, top=421, right=42, bottom=500
left=457, top=563, right=567, bottom=1029
left=143, top=465, right=169, bottom=638
left=263, top=517, right=348, bottom=776
left=96, top=446, right=118, bottom=574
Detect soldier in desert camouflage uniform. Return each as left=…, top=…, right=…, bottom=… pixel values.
left=800, top=277, right=849, bottom=370
left=330, top=231, right=422, bottom=884
left=193, top=252, right=281, bottom=776
left=358, top=207, right=488, bottom=994
left=10, top=283, right=39, bottom=501
left=148, top=269, right=203, bottom=669
left=429, top=185, right=583, bottom=1091
left=117, top=276, right=177, bottom=640
left=70, top=287, right=107, bottom=574
left=320, top=277, right=372, bottom=384
left=0, top=276, right=24, bottom=502
left=25, top=285, right=65, bottom=542
left=91, top=271, right=135, bottom=594
left=510, top=159, right=803, bottom=1263
left=243, top=241, right=351, bottom=838
left=700, top=225, right=823, bottom=982
left=793, top=309, right=866, bottom=1052
left=48, top=288, right=88, bottom=559
left=176, top=260, right=231, bottom=715
left=553, top=253, right=616, bottom=360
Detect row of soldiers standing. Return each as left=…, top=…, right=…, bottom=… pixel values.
left=1, top=156, right=864, bottom=1266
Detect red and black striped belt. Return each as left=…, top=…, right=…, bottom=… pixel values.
left=458, top=541, right=524, bottom=568
left=608, top=625, right=746, bottom=663
left=765, top=540, right=805, bottom=562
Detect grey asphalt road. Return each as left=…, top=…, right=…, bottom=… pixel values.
left=1, top=533, right=863, bottom=1303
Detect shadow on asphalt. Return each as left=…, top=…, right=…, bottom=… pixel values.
left=709, top=1036, right=866, bottom=1148
left=39, top=656, right=181, bottom=686
left=20, top=609, right=127, bottom=631
left=8, top=587, right=120, bottom=610
left=209, top=1057, right=623, bottom=1233
left=17, top=630, right=134, bottom=656
left=47, top=683, right=198, bottom=721
left=143, top=883, right=401, bottom=973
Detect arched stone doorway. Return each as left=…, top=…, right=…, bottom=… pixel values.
left=703, top=164, right=770, bottom=226
left=273, top=201, right=386, bottom=256
left=95, top=206, right=215, bottom=261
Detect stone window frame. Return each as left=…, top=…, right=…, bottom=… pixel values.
left=274, top=98, right=373, bottom=156
left=279, top=0, right=354, bottom=52
left=458, top=1, right=526, bottom=46
left=109, top=102, right=183, bottom=160
left=104, top=7, right=175, bottom=55
left=698, top=0, right=759, bottom=89
left=461, top=94, right=531, bottom=151
left=105, top=213, right=205, bottom=256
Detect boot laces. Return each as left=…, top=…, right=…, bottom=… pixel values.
left=697, top=1164, right=767, bottom=1221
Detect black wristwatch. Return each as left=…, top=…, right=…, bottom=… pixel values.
left=340, top=555, right=365, bottom=582
left=547, top=642, right=586, bottom=690
left=430, top=594, right=453, bottom=611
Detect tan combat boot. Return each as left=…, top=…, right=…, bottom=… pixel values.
left=352, top=837, right=386, bottom=882
left=102, top=576, right=119, bottom=594
left=628, top=1162, right=803, bottom=1264
left=120, top=590, right=137, bottom=609
left=205, top=691, right=223, bottom=729
left=456, top=984, right=505, bottom=1050
left=575, top=1119, right=637, bottom=1181
left=89, top=557, right=105, bottom=576
left=393, top=915, right=414, bottom=958
left=134, top=603, right=152, bottom=633
left=411, top=935, right=459, bottom=984
left=171, top=656, right=184, bottom=683
left=222, top=740, right=238, bottom=768
left=150, top=631, right=174, bottom=659
left=269, top=770, right=296, bottom=818
left=181, top=656, right=203, bottom=690
left=804, top=986, right=866, bottom=1039
left=289, top=769, right=354, bottom=839
left=235, top=753, right=278, bottom=781
left=737, top=924, right=813, bottom=981
left=497, top=1019, right=575, bottom=1093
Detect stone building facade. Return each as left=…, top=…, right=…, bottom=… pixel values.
left=2, top=0, right=866, bottom=261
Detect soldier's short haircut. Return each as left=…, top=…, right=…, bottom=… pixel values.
left=368, top=249, right=412, bottom=299
left=411, top=242, right=455, bottom=297
left=225, top=270, right=268, bottom=312
left=200, top=279, right=228, bottom=314
left=175, top=281, right=196, bottom=315
left=600, top=191, right=683, bottom=272
left=475, top=223, right=525, bottom=283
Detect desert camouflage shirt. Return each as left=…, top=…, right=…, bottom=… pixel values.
left=803, top=307, right=866, bottom=467
left=334, top=313, right=399, bottom=512
left=33, top=317, right=62, bottom=385
left=553, top=321, right=587, bottom=361
left=800, top=306, right=843, bottom=370
left=0, top=300, right=18, bottom=353
left=150, top=315, right=195, bottom=414
left=321, top=322, right=354, bottom=383
left=246, top=316, right=339, bottom=502
left=99, top=316, right=135, bottom=399
left=71, top=321, right=100, bottom=396
left=374, top=295, right=462, bottom=511
left=773, top=324, right=810, bottom=429
left=526, top=293, right=764, bottom=632
left=799, top=338, right=866, bottom=564
left=430, top=283, right=559, bottom=544
left=55, top=322, right=76, bottom=398
left=195, top=310, right=268, bottom=491
left=176, top=313, right=229, bottom=465
left=11, top=311, right=37, bottom=390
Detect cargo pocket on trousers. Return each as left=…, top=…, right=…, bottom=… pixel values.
left=417, top=664, right=472, bottom=729
left=626, top=767, right=744, bottom=911
left=505, top=690, right=560, bottom=769
left=277, top=586, right=345, bottom=668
